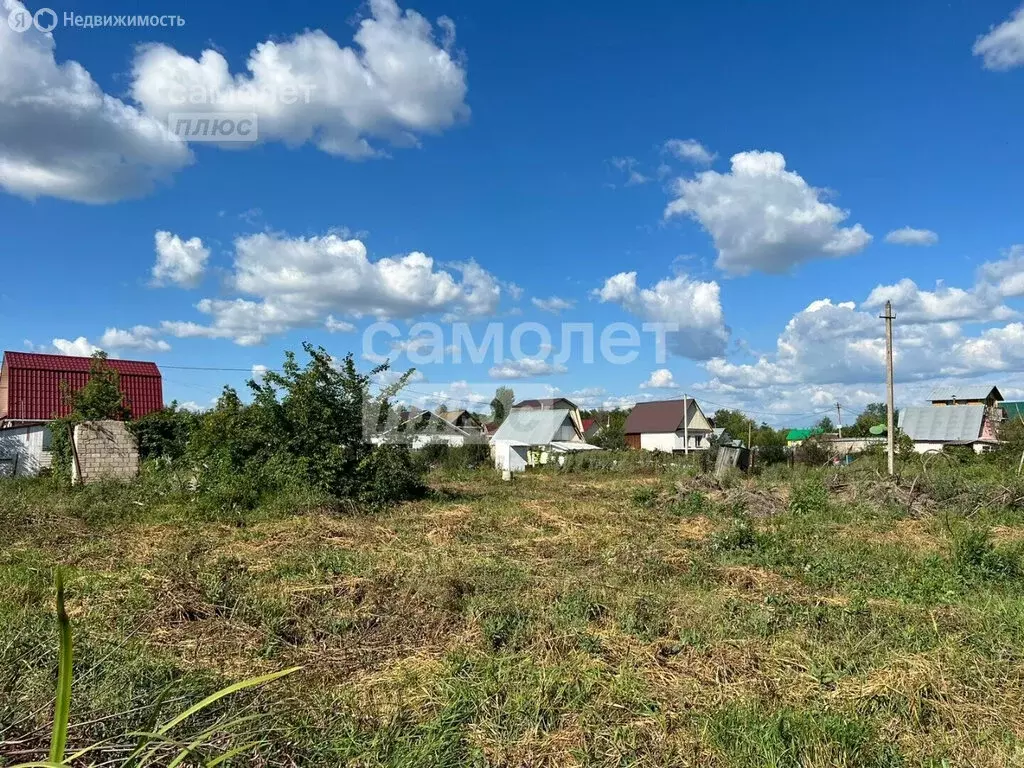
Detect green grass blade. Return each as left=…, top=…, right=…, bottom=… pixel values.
left=48, top=570, right=73, bottom=765
left=205, top=740, right=263, bottom=767
left=156, top=667, right=301, bottom=736
left=163, top=714, right=264, bottom=768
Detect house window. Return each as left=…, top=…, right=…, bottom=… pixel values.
left=41, top=426, right=53, bottom=452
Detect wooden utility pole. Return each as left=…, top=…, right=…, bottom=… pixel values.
left=881, top=300, right=896, bottom=476
left=836, top=402, right=843, bottom=439
left=683, top=393, right=690, bottom=455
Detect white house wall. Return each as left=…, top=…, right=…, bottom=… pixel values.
left=0, top=425, right=52, bottom=477
left=639, top=430, right=711, bottom=453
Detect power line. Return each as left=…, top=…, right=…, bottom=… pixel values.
left=154, top=362, right=856, bottom=422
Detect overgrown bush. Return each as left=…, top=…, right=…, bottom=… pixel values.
left=128, top=404, right=199, bottom=462
left=560, top=449, right=692, bottom=475
left=755, top=444, right=788, bottom=467
left=415, top=442, right=490, bottom=472
left=357, top=444, right=425, bottom=508
left=790, top=476, right=828, bottom=517
left=794, top=438, right=831, bottom=467
left=184, top=344, right=424, bottom=509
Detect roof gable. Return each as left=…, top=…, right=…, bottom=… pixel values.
left=624, top=399, right=709, bottom=434
left=1, top=351, right=163, bottom=421
left=491, top=409, right=580, bottom=444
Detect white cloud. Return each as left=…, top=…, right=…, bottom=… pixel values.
left=131, top=0, right=468, bottom=158
left=488, top=358, right=568, bottom=379
left=152, top=231, right=210, bottom=287
left=99, top=326, right=171, bottom=352
left=862, top=278, right=1014, bottom=324
left=665, top=151, right=871, bottom=275
left=610, top=156, right=649, bottom=185
left=640, top=368, right=680, bottom=389
left=162, top=232, right=502, bottom=345
left=663, top=138, right=715, bottom=165
left=531, top=296, right=575, bottom=314
left=0, top=0, right=192, bottom=203
left=884, top=227, right=938, bottom=246
left=49, top=326, right=170, bottom=357
left=974, top=4, right=1024, bottom=70
left=978, top=245, right=1024, bottom=297
left=594, top=271, right=729, bottom=359
left=325, top=315, right=357, bottom=333
left=862, top=246, right=1024, bottom=324
left=52, top=337, right=101, bottom=357
left=690, top=245, right=1024, bottom=420
left=175, top=400, right=205, bottom=412
left=252, top=364, right=268, bottom=380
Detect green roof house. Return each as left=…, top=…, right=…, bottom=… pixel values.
left=786, top=427, right=823, bottom=446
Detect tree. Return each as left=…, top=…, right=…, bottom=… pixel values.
left=847, top=402, right=888, bottom=437
left=64, top=351, right=130, bottom=420
left=816, top=416, right=836, bottom=434
left=50, top=352, right=132, bottom=480
left=491, top=386, right=514, bottom=425
left=244, top=344, right=413, bottom=498
left=593, top=409, right=628, bottom=450
left=712, top=409, right=754, bottom=442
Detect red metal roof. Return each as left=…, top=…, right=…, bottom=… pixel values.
left=1, top=351, right=163, bottom=421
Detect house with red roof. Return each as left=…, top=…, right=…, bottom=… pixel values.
left=0, top=351, right=163, bottom=476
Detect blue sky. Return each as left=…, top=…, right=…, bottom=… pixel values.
left=2, top=0, right=1024, bottom=424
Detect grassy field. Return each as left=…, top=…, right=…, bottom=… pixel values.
left=4, top=460, right=1024, bottom=766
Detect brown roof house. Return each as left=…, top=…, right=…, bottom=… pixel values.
left=623, top=398, right=713, bottom=452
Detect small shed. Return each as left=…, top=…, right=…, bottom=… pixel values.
left=490, top=408, right=588, bottom=471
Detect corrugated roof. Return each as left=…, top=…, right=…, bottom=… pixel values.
left=928, top=386, right=1002, bottom=403
left=899, top=405, right=985, bottom=442
left=786, top=428, right=823, bottom=441
left=4, top=351, right=160, bottom=377
left=1002, top=402, right=1024, bottom=420
left=512, top=398, right=577, bottom=410
left=623, top=399, right=688, bottom=434
left=491, top=409, right=577, bottom=444
left=1, top=351, right=163, bottom=421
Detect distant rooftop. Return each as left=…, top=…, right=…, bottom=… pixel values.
left=928, top=386, right=1002, bottom=403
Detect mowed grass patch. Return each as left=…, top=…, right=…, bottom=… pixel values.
left=3, top=465, right=1024, bottom=765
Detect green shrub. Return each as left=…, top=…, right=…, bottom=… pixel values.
left=790, top=476, right=828, bottom=517
left=631, top=486, right=658, bottom=508
left=129, top=404, right=198, bottom=461
left=951, top=526, right=1020, bottom=581
left=711, top=517, right=760, bottom=552
left=671, top=490, right=710, bottom=517
left=357, top=445, right=425, bottom=508
left=184, top=344, right=425, bottom=509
